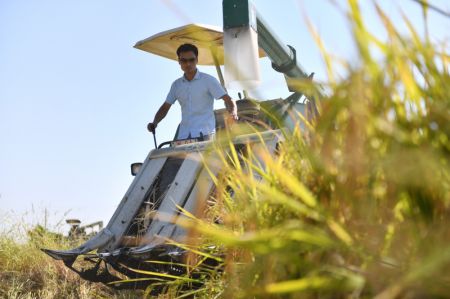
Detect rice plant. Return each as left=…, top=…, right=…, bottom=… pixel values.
left=141, top=1, right=450, bottom=298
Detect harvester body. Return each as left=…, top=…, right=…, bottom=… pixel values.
left=43, top=0, right=320, bottom=288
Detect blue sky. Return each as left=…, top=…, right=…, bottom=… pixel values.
left=1, top=0, right=448, bottom=232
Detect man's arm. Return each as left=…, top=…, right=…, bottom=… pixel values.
left=221, top=94, right=238, bottom=121
left=147, top=102, right=172, bottom=133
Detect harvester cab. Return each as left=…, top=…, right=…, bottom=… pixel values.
left=43, top=0, right=320, bottom=289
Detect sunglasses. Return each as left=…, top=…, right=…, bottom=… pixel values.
left=179, top=57, right=196, bottom=63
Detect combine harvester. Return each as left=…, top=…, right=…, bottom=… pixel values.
left=43, top=0, right=321, bottom=289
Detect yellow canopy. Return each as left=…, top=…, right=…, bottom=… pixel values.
left=134, top=23, right=266, bottom=66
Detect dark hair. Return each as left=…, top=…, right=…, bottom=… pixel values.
left=176, top=43, right=198, bottom=58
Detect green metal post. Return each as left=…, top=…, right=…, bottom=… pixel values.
left=222, top=0, right=323, bottom=99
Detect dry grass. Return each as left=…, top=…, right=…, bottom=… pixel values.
left=0, top=220, right=141, bottom=299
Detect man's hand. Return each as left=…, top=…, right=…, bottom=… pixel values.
left=222, top=94, right=238, bottom=122
left=229, top=108, right=238, bottom=121
left=148, top=103, right=172, bottom=134
left=147, top=122, right=157, bottom=133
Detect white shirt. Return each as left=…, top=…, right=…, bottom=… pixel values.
left=165, top=70, right=226, bottom=139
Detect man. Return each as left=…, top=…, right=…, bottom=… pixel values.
left=147, top=43, right=238, bottom=140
